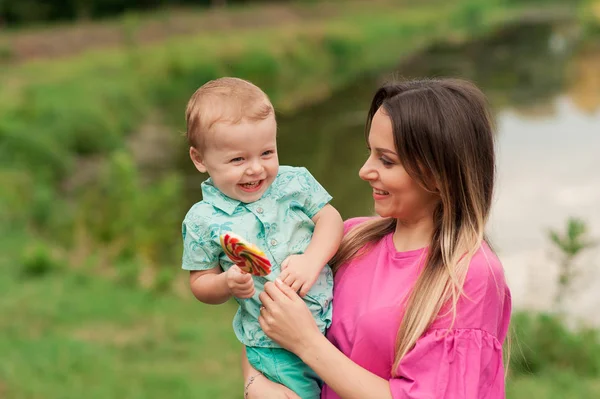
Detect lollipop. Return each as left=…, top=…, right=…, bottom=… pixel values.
left=220, top=232, right=272, bottom=276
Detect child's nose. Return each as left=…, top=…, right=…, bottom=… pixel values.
left=247, top=160, right=263, bottom=175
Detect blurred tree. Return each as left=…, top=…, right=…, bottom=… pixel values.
left=0, top=0, right=290, bottom=26
left=548, top=218, right=596, bottom=311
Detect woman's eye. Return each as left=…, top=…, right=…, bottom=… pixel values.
left=230, top=157, right=244, bottom=163
left=379, top=157, right=393, bottom=166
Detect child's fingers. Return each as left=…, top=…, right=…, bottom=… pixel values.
left=299, top=277, right=317, bottom=297
left=242, top=278, right=254, bottom=290
left=290, top=279, right=303, bottom=294
left=235, top=290, right=253, bottom=299
left=239, top=287, right=255, bottom=299
left=282, top=273, right=296, bottom=287
left=233, top=282, right=255, bottom=297
left=278, top=269, right=289, bottom=282
left=229, top=264, right=242, bottom=274
left=281, top=257, right=290, bottom=270
left=299, top=283, right=311, bottom=297
left=234, top=270, right=252, bottom=283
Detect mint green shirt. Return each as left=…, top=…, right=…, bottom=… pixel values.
left=182, top=166, right=334, bottom=348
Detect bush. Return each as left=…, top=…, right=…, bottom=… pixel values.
left=20, top=242, right=63, bottom=278
left=510, top=312, right=600, bottom=376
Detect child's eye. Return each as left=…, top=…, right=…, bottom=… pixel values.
left=230, top=157, right=244, bottom=163
left=261, top=150, right=274, bottom=157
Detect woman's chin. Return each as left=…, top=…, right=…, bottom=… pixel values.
left=373, top=205, right=390, bottom=218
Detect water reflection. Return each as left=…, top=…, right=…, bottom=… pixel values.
left=276, top=22, right=583, bottom=219
left=278, top=22, right=600, bottom=318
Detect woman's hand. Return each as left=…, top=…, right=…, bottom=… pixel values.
left=258, top=279, right=322, bottom=354
left=245, top=373, right=301, bottom=399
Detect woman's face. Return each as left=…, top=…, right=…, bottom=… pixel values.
left=359, top=108, right=440, bottom=221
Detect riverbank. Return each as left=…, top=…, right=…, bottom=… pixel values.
left=0, top=1, right=583, bottom=283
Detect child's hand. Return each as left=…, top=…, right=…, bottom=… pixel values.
left=226, top=265, right=255, bottom=299
left=278, top=254, right=321, bottom=297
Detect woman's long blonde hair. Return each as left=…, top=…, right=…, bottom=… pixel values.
left=330, top=78, right=496, bottom=376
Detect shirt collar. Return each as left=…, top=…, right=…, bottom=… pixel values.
left=201, top=179, right=241, bottom=216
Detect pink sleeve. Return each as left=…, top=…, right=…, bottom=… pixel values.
left=389, top=329, right=505, bottom=399
left=343, top=217, right=373, bottom=235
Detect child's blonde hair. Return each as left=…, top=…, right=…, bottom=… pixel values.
left=185, top=77, right=274, bottom=151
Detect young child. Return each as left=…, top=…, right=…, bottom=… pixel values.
left=181, top=77, right=344, bottom=399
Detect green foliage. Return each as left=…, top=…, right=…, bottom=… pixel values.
left=116, top=258, right=141, bottom=287
left=19, top=242, right=63, bottom=278
left=580, top=0, right=600, bottom=37
left=549, top=218, right=595, bottom=258
left=548, top=217, right=596, bottom=307
left=0, top=0, right=244, bottom=26
left=152, top=268, right=177, bottom=293
left=74, top=150, right=183, bottom=273
left=1, top=0, right=537, bottom=291
left=510, top=312, right=600, bottom=376
left=0, top=41, right=14, bottom=64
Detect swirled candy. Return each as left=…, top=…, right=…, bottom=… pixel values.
left=220, top=232, right=272, bottom=276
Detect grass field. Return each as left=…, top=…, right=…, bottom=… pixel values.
left=2, top=254, right=600, bottom=398
left=2, top=1, right=600, bottom=397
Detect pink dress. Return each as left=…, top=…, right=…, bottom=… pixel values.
left=322, top=218, right=512, bottom=399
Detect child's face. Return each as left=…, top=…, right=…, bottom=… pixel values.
left=190, top=115, right=279, bottom=203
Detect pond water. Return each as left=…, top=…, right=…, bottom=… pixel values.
left=186, top=22, right=600, bottom=323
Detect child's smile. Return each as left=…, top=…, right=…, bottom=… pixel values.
left=239, top=179, right=265, bottom=192
left=191, top=114, right=279, bottom=203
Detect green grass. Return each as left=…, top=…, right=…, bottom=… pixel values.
left=2, top=258, right=600, bottom=398
left=0, top=261, right=242, bottom=398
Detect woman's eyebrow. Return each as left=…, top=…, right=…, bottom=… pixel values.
left=375, top=147, right=398, bottom=157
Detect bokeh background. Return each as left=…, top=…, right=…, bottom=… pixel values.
left=1, top=0, right=599, bottom=398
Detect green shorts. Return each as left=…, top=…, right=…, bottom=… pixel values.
left=246, top=346, right=322, bottom=399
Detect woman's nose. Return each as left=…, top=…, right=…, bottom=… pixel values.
left=359, top=157, right=376, bottom=181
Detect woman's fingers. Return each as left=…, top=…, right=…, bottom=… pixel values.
left=263, top=281, right=288, bottom=302
left=274, top=278, right=301, bottom=300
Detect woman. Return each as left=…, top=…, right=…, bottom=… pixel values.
left=244, top=78, right=512, bottom=399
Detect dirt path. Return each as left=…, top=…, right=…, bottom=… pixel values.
left=0, top=1, right=397, bottom=64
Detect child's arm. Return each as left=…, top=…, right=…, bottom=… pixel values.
left=305, top=204, right=344, bottom=267
left=190, top=265, right=255, bottom=305
left=279, top=204, right=343, bottom=296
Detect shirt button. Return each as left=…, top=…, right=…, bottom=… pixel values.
left=270, top=239, right=278, bottom=246
left=256, top=207, right=264, bottom=214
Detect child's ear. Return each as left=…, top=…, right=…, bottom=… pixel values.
left=189, top=147, right=208, bottom=173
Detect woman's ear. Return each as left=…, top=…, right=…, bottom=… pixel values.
left=189, top=147, right=208, bottom=173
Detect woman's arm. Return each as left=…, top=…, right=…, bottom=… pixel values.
left=300, top=333, right=392, bottom=399
left=259, top=280, right=393, bottom=399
